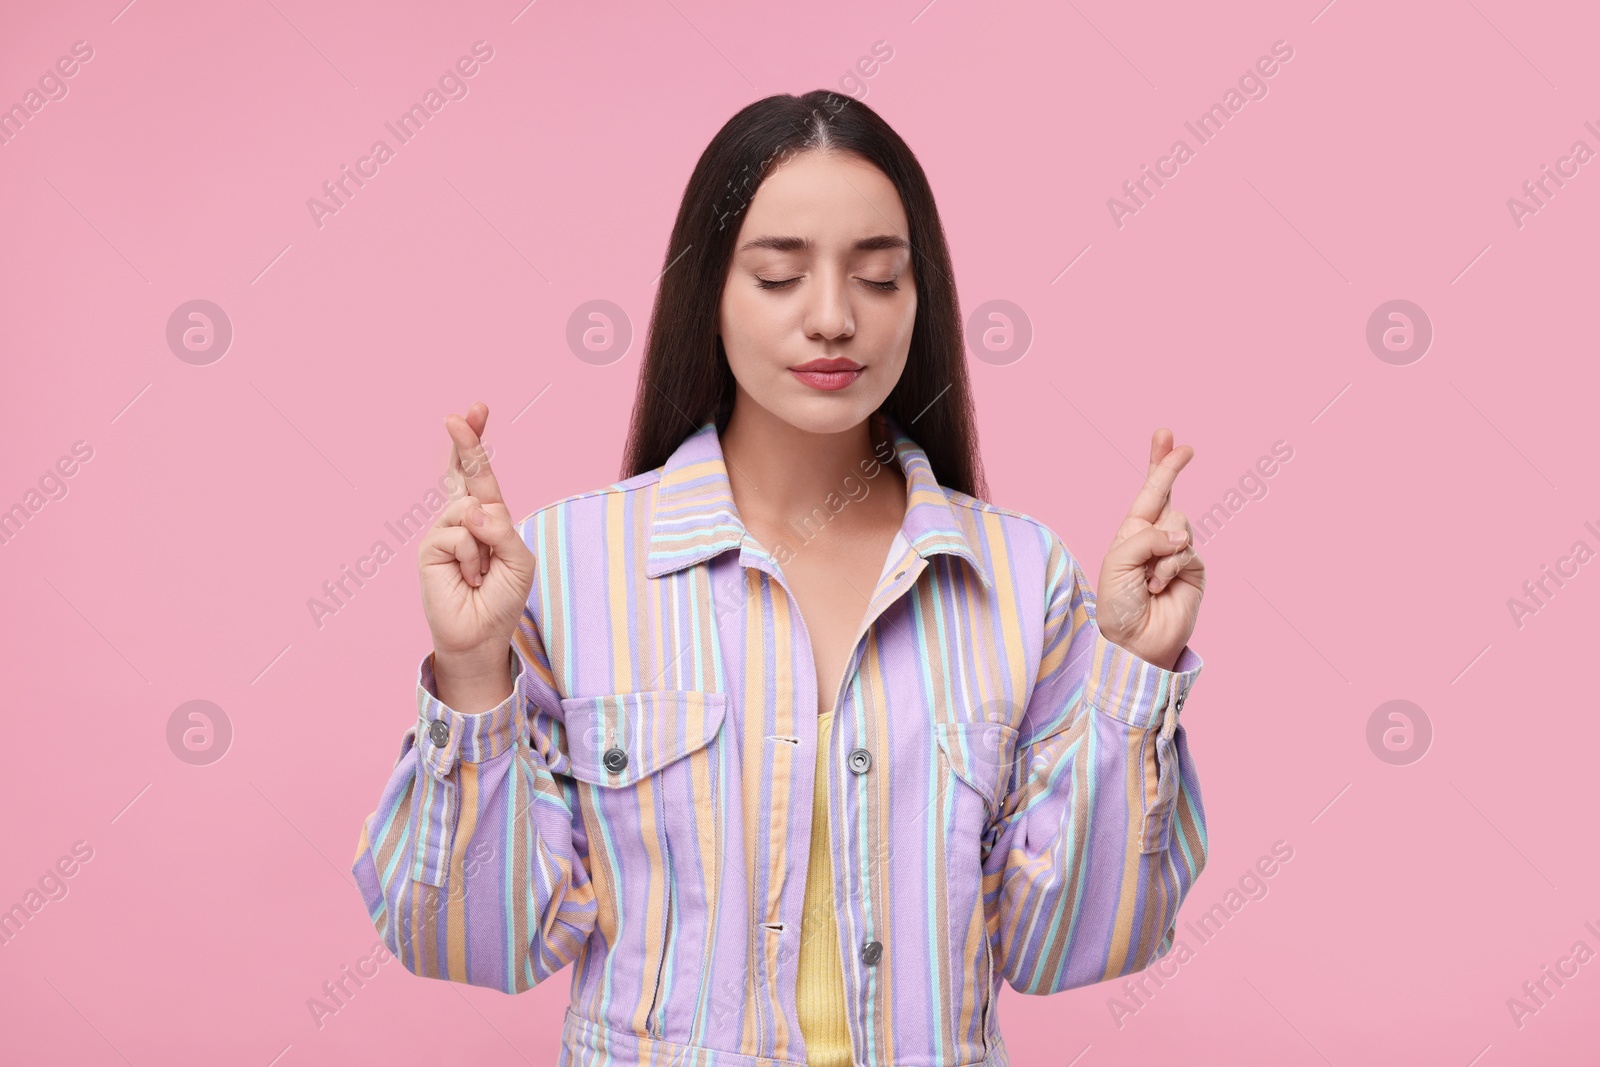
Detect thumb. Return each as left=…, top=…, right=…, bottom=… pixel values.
left=466, top=503, right=535, bottom=571
left=1105, top=525, right=1189, bottom=574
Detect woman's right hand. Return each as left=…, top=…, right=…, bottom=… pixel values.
left=419, top=402, right=537, bottom=684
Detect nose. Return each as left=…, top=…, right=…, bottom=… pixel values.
left=803, top=268, right=855, bottom=342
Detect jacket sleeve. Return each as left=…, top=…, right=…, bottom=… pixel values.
left=983, top=533, right=1206, bottom=995
left=350, top=605, right=598, bottom=994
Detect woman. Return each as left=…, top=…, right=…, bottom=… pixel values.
left=352, top=90, right=1207, bottom=1066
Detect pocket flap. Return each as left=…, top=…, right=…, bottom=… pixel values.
left=935, top=720, right=1020, bottom=813
left=560, top=690, right=729, bottom=787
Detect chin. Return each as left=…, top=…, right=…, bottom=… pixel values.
left=756, top=389, right=886, bottom=437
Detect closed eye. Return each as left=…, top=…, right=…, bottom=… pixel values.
left=754, top=276, right=900, bottom=291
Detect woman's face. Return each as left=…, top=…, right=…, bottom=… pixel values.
left=718, top=149, right=918, bottom=436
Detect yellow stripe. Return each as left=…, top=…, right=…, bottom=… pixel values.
left=740, top=568, right=765, bottom=1057
left=1106, top=726, right=1144, bottom=977
left=797, top=710, right=851, bottom=1065
left=983, top=510, right=1027, bottom=699
left=447, top=760, right=479, bottom=979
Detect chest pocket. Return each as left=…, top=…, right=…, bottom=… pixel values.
left=558, top=688, right=729, bottom=1041
left=935, top=720, right=1018, bottom=822
left=561, top=689, right=729, bottom=786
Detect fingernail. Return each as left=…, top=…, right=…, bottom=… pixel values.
left=471, top=507, right=487, bottom=527
left=1168, top=530, right=1187, bottom=544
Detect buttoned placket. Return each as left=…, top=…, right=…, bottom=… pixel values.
left=734, top=527, right=929, bottom=1058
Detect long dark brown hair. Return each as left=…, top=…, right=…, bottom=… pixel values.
left=619, top=89, right=988, bottom=502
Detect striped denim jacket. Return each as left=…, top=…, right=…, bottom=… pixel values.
left=351, top=410, right=1206, bottom=1065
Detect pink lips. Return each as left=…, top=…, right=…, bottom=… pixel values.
left=790, top=359, right=864, bottom=391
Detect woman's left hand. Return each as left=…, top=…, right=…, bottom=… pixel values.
left=1095, top=428, right=1206, bottom=672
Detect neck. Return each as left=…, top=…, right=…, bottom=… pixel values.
left=718, top=400, right=904, bottom=537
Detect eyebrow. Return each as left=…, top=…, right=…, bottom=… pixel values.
left=736, top=234, right=910, bottom=254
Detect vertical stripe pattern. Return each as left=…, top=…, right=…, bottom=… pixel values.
left=351, top=410, right=1207, bottom=1065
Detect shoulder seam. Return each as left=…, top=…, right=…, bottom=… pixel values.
left=945, top=490, right=1053, bottom=532
left=944, top=490, right=1070, bottom=565
left=515, top=470, right=664, bottom=529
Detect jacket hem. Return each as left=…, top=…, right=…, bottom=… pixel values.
left=557, top=1006, right=1012, bottom=1066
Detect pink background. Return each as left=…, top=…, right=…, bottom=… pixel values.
left=3, top=0, right=1597, bottom=1063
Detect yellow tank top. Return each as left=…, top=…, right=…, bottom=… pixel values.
left=796, top=710, right=852, bottom=1065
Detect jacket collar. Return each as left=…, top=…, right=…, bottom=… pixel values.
left=644, top=409, right=991, bottom=590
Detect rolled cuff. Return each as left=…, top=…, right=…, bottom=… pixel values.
left=1085, top=629, right=1202, bottom=731
left=416, top=647, right=528, bottom=781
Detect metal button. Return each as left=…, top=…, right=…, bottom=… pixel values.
left=427, top=720, right=450, bottom=747
left=861, top=940, right=882, bottom=965
left=603, top=747, right=628, bottom=773
left=847, top=747, right=872, bottom=774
